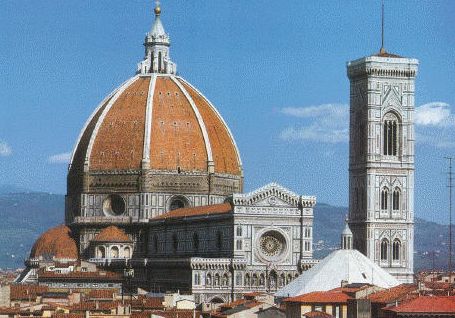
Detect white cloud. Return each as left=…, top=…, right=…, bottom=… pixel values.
left=415, top=102, right=455, bottom=149
left=415, top=102, right=452, bottom=127
left=48, top=152, right=71, bottom=164
left=280, top=103, right=349, bottom=143
left=281, top=104, right=348, bottom=119
left=0, top=141, right=12, bottom=157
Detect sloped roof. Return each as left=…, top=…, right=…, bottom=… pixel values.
left=367, top=284, right=417, bottom=304
left=384, top=296, right=455, bottom=313
left=152, top=203, right=232, bottom=220
left=10, top=285, right=48, bottom=301
left=275, top=249, right=399, bottom=298
left=303, top=311, right=334, bottom=318
left=285, top=290, right=351, bottom=304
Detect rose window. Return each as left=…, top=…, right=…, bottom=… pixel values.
left=258, top=230, right=287, bottom=261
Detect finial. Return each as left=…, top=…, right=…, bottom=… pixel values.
left=154, top=0, right=161, bottom=16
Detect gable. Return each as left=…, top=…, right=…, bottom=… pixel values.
left=233, top=183, right=301, bottom=208
left=382, top=85, right=402, bottom=108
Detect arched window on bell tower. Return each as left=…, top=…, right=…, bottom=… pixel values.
left=381, top=187, right=389, bottom=210
left=383, top=113, right=399, bottom=156
left=380, top=238, right=389, bottom=261
left=393, top=188, right=401, bottom=211
left=392, top=239, right=401, bottom=261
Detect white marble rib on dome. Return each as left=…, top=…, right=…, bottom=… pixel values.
left=275, top=249, right=400, bottom=298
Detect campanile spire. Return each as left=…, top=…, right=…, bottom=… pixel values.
left=137, top=1, right=177, bottom=75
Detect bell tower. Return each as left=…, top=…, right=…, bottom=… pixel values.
left=346, top=50, right=418, bottom=283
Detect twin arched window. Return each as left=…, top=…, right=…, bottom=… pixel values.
left=383, top=113, right=399, bottom=156
left=381, top=187, right=401, bottom=211
left=381, top=238, right=402, bottom=261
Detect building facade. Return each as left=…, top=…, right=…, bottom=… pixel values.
left=21, top=4, right=317, bottom=303
left=145, top=183, right=316, bottom=303
left=347, top=50, right=418, bottom=283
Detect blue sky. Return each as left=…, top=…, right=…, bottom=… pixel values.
left=0, top=1, right=454, bottom=224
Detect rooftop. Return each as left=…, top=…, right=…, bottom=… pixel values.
left=384, top=296, right=455, bottom=314
left=152, top=202, right=232, bottom=220
left=93, top=226, right=131, bottom=243
left=284, top=289, right=352, bottom=304
left=367, top=284, right=417, bottom=304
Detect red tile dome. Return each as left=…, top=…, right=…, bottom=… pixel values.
left=30, top=225, right=78, bottom=260
left=93, top=226, right=131, bottom=243
left=69, top=75, right=242, bottom=176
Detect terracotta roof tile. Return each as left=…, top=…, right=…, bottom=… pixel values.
left=367, top=284, right=417, bottom=304
left=93, top=226, right=131, bottom=242
left=70, top=97, right=112, bottom=174
left=30, top=225, right=78, bottom=260
left=146, top=309, right=202, bottom=318
left=68, top=301, right=122, bottom=311
left=150, top=76, right=208, bottom=172
left=0, top=307, right=21, bottom=315
left=384, top=296, right=455, bottom=313
left=10, top=284, right=49, bottom=301
left=87, top=289, right=115, bottom=300
left=72, top=76, right=242, bottom=178
left=152, top=203, right=232, bottom=220
left=424, top=281, right=451, bottom=290
left=91, top=77, right=150, bottom=170
left=131, top=296, right=164, bottom=310
left=284, top=290, right=352, bottom=304
left=179, top=79, right=242, bottom=175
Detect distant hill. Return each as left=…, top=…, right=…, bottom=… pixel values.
left=0, top=191, right=64, bottom=269
left=0, top=187, right=450, bottom=271
left=312, top=203, right=450, bottom=271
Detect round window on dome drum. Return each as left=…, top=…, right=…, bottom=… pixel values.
left=170, top=199, right=185, bottom=210
left=103, top=195, right=126, bottom=216
left=169, top=196, right=189, bottom=211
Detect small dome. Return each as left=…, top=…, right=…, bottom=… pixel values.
left=93, top=226, right=131, bottom=243
left=69, top=75, right=242, bottom=176
left=30, top=225, right=78, bottom=260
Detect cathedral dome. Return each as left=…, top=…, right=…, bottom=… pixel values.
left=69, top=75, right=242, bottom=176
left=30, top=225, right=78, bottom=261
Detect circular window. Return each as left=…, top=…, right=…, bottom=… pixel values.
left=258, top=230, right=287, bottom=261
left=168, top=196, right=189, bottom=211
left=170, top=199, right=185, bottom=211
left=103, top=195, right=126, bottom=216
